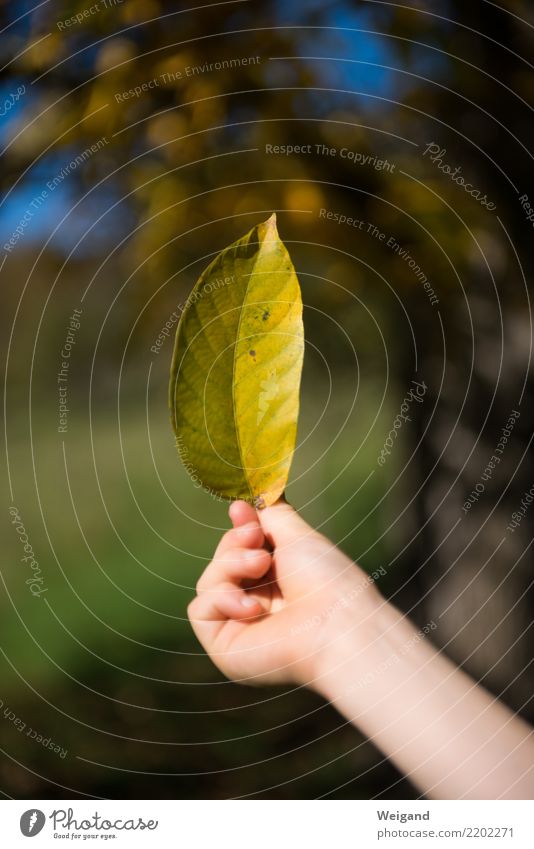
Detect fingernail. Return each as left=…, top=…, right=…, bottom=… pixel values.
left=241, top=594, right=256, bottom=608
left=243, top=549, right=261, bottom=560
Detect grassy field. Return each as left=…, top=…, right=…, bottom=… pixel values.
left=1, top=378, right=414, bottom=798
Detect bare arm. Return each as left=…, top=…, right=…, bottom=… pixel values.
left=315, top=599, right=534, bottom=799
left=188, top=500, right=534, bottom=800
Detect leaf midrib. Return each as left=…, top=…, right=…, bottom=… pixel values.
left=231, top=244, right=262, bottom=502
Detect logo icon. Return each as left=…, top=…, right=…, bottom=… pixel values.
left=20, top=809, right=46, bottom=837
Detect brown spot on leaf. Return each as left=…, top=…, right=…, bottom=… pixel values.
left=249, top=349, right=256, bottom=357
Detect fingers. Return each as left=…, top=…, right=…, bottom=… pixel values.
left=188, top=581, right=264, bottom=623
left=258, top=499, right=315, bottom=548
left=190, top=501, right=272, bottom=630
left=215, top=501, right=265, bottom=556
left=257, top=500, right=346, bottom=599
left=197, top=546, right=272, bottom=591
left=229, top=500, right=257, bottom=527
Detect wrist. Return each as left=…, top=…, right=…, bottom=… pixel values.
left=308, top=590, right=409, bottom=701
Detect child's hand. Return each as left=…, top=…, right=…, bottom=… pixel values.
left=187, top=499, right=382, bottom=688
left=188, top=500, right=534, bottom=799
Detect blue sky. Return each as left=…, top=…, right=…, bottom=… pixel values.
left=0, top=0, right=449, bottom=257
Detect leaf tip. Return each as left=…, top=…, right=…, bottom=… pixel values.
left=260, top=212, right=278, bottom=242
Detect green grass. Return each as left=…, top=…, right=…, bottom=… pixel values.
left=3, top=378, right=400, bottom=697
left=1, top=379, right=420, bottom=799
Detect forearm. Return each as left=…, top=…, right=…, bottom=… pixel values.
left=315, top=599, right=534, bottom=799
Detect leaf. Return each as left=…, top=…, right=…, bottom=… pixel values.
left=169, top=213, right=304, bottom=507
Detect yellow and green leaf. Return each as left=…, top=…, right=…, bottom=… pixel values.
left=169, top=214, right=304, bottom=507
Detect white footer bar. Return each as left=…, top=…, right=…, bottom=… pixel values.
left=1, top=799, right=532, bottom=847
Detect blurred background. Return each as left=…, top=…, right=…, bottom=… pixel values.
left=1, top=0, right=533, bottom=799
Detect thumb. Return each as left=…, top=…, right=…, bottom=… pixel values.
left=257, top=498, right=316, bottom=548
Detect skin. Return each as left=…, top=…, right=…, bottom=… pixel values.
left=188, top=500, right=534, bottom=799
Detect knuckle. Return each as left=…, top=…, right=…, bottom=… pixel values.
left=247, top=550, right=269, bottom=571
left=187, top=597, right=198, bottom=619
left=234, top=522, right=261, bottom=542
left=218, top=547, right=243, bottom=567
left=195, top=572, right=210, bottom=593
